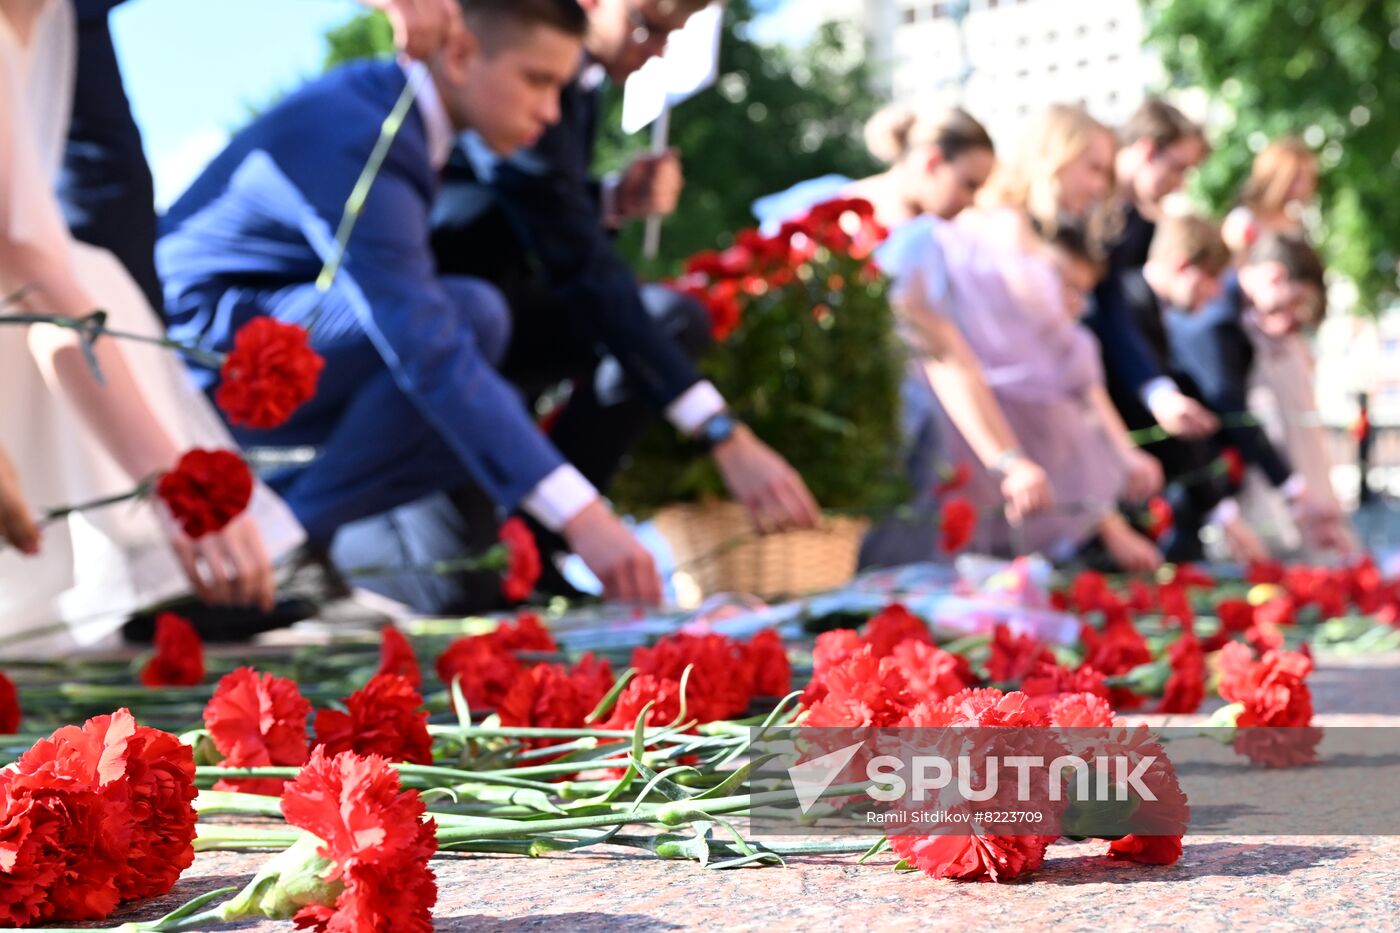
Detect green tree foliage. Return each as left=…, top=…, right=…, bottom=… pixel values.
left=1146, top=0, right=1400, bottom=313
left=320, top=1, right=879, bottom=274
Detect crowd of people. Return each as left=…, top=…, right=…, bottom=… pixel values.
left=0, top=0, right=1358, bottom=649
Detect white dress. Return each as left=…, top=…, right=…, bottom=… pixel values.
left=0, top=0, right=303, bottom=655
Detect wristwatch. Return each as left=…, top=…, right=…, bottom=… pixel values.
left=989, top=448, right=1027, bottom=479
left=697, top=412, right=741, bottom=451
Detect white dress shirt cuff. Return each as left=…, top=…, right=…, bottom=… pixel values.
left=521, top=466, right=600, bottom=533
left=666, top=381, right=727, bottom=437
left=1208, top=498, right=1241, bottom=528
left=1140, top=376, right=1183, bottom=411
left=1281, top=473, right=1308, bottom=501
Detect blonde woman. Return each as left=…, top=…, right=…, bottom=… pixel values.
left=1222, top=138, right=1318, bottom=254
left=0, top=0, right=302, bottom=650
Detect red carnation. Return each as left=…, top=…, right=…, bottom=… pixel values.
left=1158, top=581, right=1195, bottom=625
left=986, top=625, right=1055, bottom=683
left=631, top=633, right=754, bottom=722
left=1021, top=661, right=1110, bottom=713
left=0, top=781, right=66, bottom=926
left=887, top=639, right=975, bottom=704
left=435, top=636, right=522, bottom=712
left=744, top=629, right=792, bottom=698
left=931, top=687, right=1048, bottom=728
left=1216, top=599, right=1255, bottom=634
left=800, top=629, right=864, bottom=706
left=1144, top=497, right=1173, bottom=542
left=601, top=673, right=683, bottom=730
left=1255, top=597, right=1297, bottom=628
left=314, top=674, right=433, bottom=766
left=936, top=462, right=972, bottom=495
left=377, top=627, right=421, bottom=688
left=492, top=613, right=558, bottom=653
left=498, top=656, right=616, bottom=746
left=1221, top=448, right=1245, bottom=486
left=1108, top=834, right=1183, bottom=865
left=1049, top=691, right=1116, bottom=728
left=281, top=749, right=437, bottom=933
left=140, top=612, right=206, bottom=687
left=1217, top=645, right=1314, bottom=728
left=862, top=603, right=932, bottom=657
left=216, top=317, right=324, bottom=430
left=156, top=448, right=254, bottom=539
left=1158, top=629, right=1206, bottom=714
left=0, top=671, right=18, bottom=734
left=889, top=832, right=1051, bottom=883
left=804, top=646, right=913, bottom=728
left=940, top=497, right=978, bottom=554
left=499, top=518, right=541, bottom=604
left=1070, top=571, right=1118, bottom=614
left=106, top=716, right=199, bottom=900
left=204, top=667, right=312, bottom=795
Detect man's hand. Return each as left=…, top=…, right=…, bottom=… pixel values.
left=0, top=448, right=39, bottom=555
left=364, top=0, right=461, bottom=60
left=615, top=148, right=685, bottom=221
left=562, top=500, right=663, bottom=605
left=1122, top=449, right=1165, bottom=503
left=1101, top=513, right=1164, bottom=575
left=1222, top=515, right=1271, bottom=565
left=999, top=457, right=1054, bottom=523
left=1147, top=390, right=1219, bottom=440
left=712, top=425, right=821, bottom=534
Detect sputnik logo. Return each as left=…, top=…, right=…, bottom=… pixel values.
left=788, top=741, right=865, bottom=814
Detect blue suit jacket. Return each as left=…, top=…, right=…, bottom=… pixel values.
left=437, top=73, right=704, bottom=409
left=158, top=61, right=564, bottom=514
left=1165, top=275, right=1293, bottom=486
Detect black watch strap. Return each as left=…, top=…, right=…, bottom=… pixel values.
left=697, top=412, right=740, bottom=451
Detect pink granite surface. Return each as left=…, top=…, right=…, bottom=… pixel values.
left=72, top=654, right=1400, bottom=932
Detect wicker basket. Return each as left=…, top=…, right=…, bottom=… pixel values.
left=653, top=501, right=870, bottom=607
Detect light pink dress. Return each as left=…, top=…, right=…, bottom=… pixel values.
left=881, top=212, right=1128, bottom=558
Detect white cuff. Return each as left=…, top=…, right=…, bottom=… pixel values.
left=1140, top=376, right=1182, bottom=411
left=1208, top=498, right=1241, bottom=528
left=521, top=465, right=600, bottom=533
left=666, top=381, right=727, bottom=437
left=1281, top=473, right=1308, bottom=501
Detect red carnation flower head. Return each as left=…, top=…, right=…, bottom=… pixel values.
left=801, top=628, right=864, bottom=706
left=1081, top=609, right=1153, bottom=708
left=986, top=625, right=1055, bottom=683
left=1070, top=571, right=1117, bottom=614
left=1157, top=581, right=1195, bottom=626
left=1171, top=564, right=1216, bottom=589
left=377, top=626, right=421, bottom=688
left=1049, top=691, right=1116, bottom=728
left=940, top=497, right=978, bottom=554
left=744, top=629, right=792, bottom=698
left=1216, top=599, right=1255, bottom=634
left=936, top=462, right=973, bottom=496
left=630, top=632, right=754, bottom=723
left=1126, top=580, right=1157, bottom=614
left=216, top=317, right=324, bottom=430
left=601, top=673, right=683, bottom=730
left=1255, top=596, right=1297, bottom=629
left=1158, top=629, right=1206, bottom=714
left=140, top=612, right=206, bottom=687
left=314, top=674, right=433, bottom=766
left=204, top=667, right=312, bottom=795
left=1218, top=645, right=1314, bottom=728
left=887, top=639, right=975, bottom=705
left=105, top=715, right=200, bottom=901
left=435, top=635, right=522, bottom=712
left=861, top=603, right=932, bottom=657
left=888, top=832, right=1052, bottom=883
left=492, top=613, right=559, bottom=653
left=1221, top=447, right=1246, bottom=486
left=498, top=656, right=616, bottom=747
left=499, top=517, right=541, bottom=604
left=803, top=646, right=914, bottom=728
left=156, top=448, right=254, bottom=538
left=1021, top=661, right=1110, bottom=713
left=279, top=748, right=437, bottom=933
left=933, top=687, right=1049, bottom=728
left=1144, top=497, right=1174, bottom=542
left=0, top=779, right=66, bottom=926
left=1107, top=833, right=1184, bottom=866
left=0, top=671, right=18, bottom=734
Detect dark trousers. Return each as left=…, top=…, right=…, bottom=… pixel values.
left=332, top=200, right=711, bottom=613
left=58, top=14, right=162, bottom=311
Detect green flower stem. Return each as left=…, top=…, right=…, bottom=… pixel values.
left=193, top=827, right=303, bottom=852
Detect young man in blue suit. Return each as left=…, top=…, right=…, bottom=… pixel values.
left=428, top=0, right=821, bottom=599
left=159, top=0, right=673, bottom=607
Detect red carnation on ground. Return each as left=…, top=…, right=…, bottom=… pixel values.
left=378, top=626, right=421, bottom=688
left=498, top=656, right=616, bottom=746
left=1221, top=448, right=1246, bottom=485
left=314, top=674, right=433, bottom=766
left=0, top=671, right=18, bottom=734
left=280, top=749, right=437, bottom=933
left=215, top=317, right=324, bottom=430
left=1021, top=661, right=1110, bottom=713
left=800, top=628, right=864, bottom=706
left=140, top=612, right=206, bottom=687
left=1157, top=581, right=1195, bottom=625
left=156, top=448, right=254, bottom=539
left=204, top=667, right=312, bottom=795
left=1255, top=597, right=1297, bottom=628
left=929, top=687, right=1049, bottom=728
left=1172, top=564, right=1216, bottom=589
left=940, top=497, right=978, bottom=554
left=1070, top=571, right=1118, bottom=614
left=1216, top=599, right=1255, bottom=634
left=887, top=639, right=975, bottom=704
left=744, top=629, right=792, bottom=698
left=435, top=636, right=522, bottom=712
left=888, top=832, right=1052, bottom=883
left=1158, top=629, right=1206, bottom=714
left=1049, top=691, right=1116, bottom=728
left=861, top=603, right=932, bottom=657
left=1217, top=644, right=1314, bottom=728
left=631, top=633, right=754, bottom=722
left=106, top=715, right=199, bottom=901
left=0, top=780, right=66, bottom=926
left=1108, top=833, right=1183, bottom=866
left=601, top=673, right=684, bottom=730
left=491, top=613, right=559, bottom=653
left=499, top=518, right=541, bottom=604
left=1080, top=610, right=1153, bottom=708
left=986, top=625, right=1055, bottom=683
left=804, top=646, right=913, bottom=728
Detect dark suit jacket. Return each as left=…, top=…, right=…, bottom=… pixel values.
left=1166, top=275, right=1294, bottom=486
left=158, top=61, right=566, bottom=515
left=432, top=73, right=704, bottom=411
